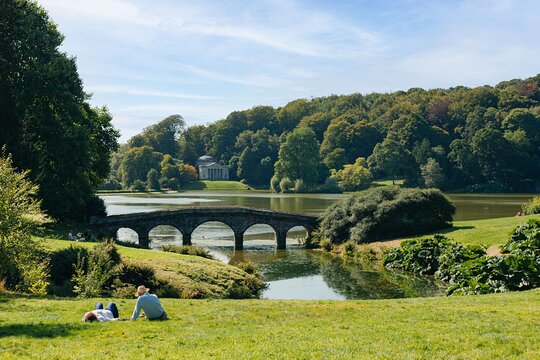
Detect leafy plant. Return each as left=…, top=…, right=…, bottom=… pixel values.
left=521, top=198, right=540, bottom=215
left=161, top=244, right=214, bottom=259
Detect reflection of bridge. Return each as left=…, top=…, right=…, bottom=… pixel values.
left=90, top=207, right=319, bottom=250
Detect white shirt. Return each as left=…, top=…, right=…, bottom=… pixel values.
left=83, top=309, right=118, bottom=322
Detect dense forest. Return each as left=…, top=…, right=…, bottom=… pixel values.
left=110, top=74, right=540, bottom=193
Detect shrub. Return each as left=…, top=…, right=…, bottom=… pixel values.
left=130, top=180, right=147, bottom=192
left=279, top=177, right=294, bottom=193
left=521, top=197, right=540, bottom=215
left=161, top=245, right=214, bottom=259
left=0, top=150, right=48, bottom=291
left=146, top=169, right=161, bottom=191
left=71, top=241, right=121, bottom=298
left=384, top=227, right=540, bottom=296
left=319, top=238, right=333, bottom=252
left=270, top=176, right=280, bottom=193
left=342, top=241, right=357, bottom=257
left=464, top=182, right=511, bottom=193
left=99, top=176, right=122, bottom=190
left=116, top=263, right=160, bottom=291
left=317, top=177, right=341, bottom=193
left=294, top=179, right=307, bottom=193
left=49, top=246, right=90, bottom=286
left=318, top=187, right=455, bottom=244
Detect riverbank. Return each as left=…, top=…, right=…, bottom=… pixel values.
left=0, top=289, right=538, bottom=359
left=332, top=214, right=538, bottom=258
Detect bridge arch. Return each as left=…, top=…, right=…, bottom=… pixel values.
left=242, top=223, right=278, bottom=249
left=191, top=221, right=236, bottom=247
left=148, top=225, right=183, bottom=249
left=286, top=225, right=309, bottom=246
left=116, top=227, right=139, bottom=245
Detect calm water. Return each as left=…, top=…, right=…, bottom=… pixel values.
left=101, top=191, right=534, bottom=300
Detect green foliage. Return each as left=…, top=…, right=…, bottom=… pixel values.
left=521, top=197, right=540, bottom=215
left=279, top=177, right=294, bottom=193
left=99, top=176, right=122, bottom=190
left=274, top=127, right=321, bottom=185
left=368, top=139, right=415, bottom=183
left=0, top=1, right=119, bottom=219
left=48, top=245, right=90, bottom=295
left=331, top=157, right=372, bottom=191
left=146, top=168, right=161, bottom=190
left=420, top=158, right=446, bottom=188
left=119, top=146, right=163, bottom=188
left=130, top=180, right=147, bottom=192
left=342, top=241, right=357, bottom=257
left=270, top=176, right=280, bottom=192
left=161, top=245, right=214, bottom=259
left=319, top=238, right=333, bottom=252
left=128, top=115, right=185, bottom=156
left=318, top=187, right=455, bottom=244
left=0, top=150, right=49, bottom=291
left=294, top=179, right=307, bottom=193
left=384, top=223, right=540, bottom=296
left=71, top=242, right=121, bottom=298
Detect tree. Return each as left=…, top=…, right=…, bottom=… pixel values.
left=119, top=147, right=163, bottom=188
left=332, top=158, right=372, bottom=191
left=368, top=139, right=414, bottom=184
left=146, top=169, right=160, bottom=190
left=421, top=158, right=445, bottom=188
left=274, top=128, right=321, bottom=186
left=128, top=115, right=185, bottom=156
left=0, top=0, right=119, bottom=220
left=0, top=150, right=48, bottom=293
left=236, top=128, right=279, bottom=185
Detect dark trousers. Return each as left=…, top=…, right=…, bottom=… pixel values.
left=95, top=302, right=119, bottom=318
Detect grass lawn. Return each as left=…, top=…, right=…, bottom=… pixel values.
left=403, top=214, right=538, bottom=248
left=0, top=290, right=538, bottom=359
left=181, top=180, right=249, bottom=190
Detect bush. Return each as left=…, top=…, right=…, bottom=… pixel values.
left=317, top=177, right=341, bottom=193
left=130, top=180, right=147, bottom=192
left=342, top=241, right=357, bottom=257
left=384, top=226, right=540, bottom=296
left=116, top=263, right=160, bottom=291
left=318, top=187, right=455, bottom=244
left=521, top=197, right=540, bottom=215
left=234, top=261, right=261, bottom=277
left=146, top=169, right=161, bottom=191
left=279, top=177, right=294, bottom=193
left=49, top=246, right=90, bottom=286
left=99, top=176, right=122, bottom=190
left=161, top=245, right=214, bottom=259
left=0, top=150, right=48, bottom=291
left=294, top=179, right=307, bottom=193
left=319, top=238, right=333, bottom=252
left=270, top=176, right=280, bottom=193
left=71, top=241, right=121, bottom=298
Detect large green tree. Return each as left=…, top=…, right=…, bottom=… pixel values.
left=0, top=0, right=119, bottom=219
left=128, top=114, right=185, bottom=156
left=274, top=127, right=321, bottom=186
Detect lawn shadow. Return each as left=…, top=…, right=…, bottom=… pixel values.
left=0, top=323, right=85, bottom=338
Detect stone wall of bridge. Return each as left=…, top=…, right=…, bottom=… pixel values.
left=90, top=207, right=319, bottom=250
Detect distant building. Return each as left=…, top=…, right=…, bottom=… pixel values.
left=196, top=155, right=229, bottom=180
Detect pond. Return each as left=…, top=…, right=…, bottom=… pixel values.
left=101, top=191, right=533, bottom=300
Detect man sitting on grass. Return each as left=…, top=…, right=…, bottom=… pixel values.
left=82, top=302, right=120, bottom=322
left=131, top=285, right=168, bottom=321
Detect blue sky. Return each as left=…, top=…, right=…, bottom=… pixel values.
left=38, top=0, right=540, bottom=142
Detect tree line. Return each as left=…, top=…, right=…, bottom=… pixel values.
left=112, top=74, right=540, bottom=194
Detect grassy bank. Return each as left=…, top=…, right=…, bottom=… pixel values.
left=41, top=238, right=263, bottom=299
left=0, top=290, right=538, bottom=359
left=180, top=180, right=249, bottom=190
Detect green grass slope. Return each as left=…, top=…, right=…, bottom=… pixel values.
left=181, top=180, right=249, bottom=190
left=43, top=239, right=262, bottom=299
left=0, top=290, right=538, bottom=359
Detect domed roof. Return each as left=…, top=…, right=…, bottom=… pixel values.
left=198, top=155, right=216, bottom=162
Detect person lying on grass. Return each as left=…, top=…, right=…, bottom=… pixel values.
left=82, top=302, right=120, bottom=322
left=131, top=285, right=168, bottom=321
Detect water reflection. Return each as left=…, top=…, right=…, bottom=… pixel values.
left=104, top=191, right=530, bottom=300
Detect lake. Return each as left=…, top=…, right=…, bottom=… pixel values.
left=101, top=191, right=533, bottom=300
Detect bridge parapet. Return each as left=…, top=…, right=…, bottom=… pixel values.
left=90, top=206, right=319, bottom=249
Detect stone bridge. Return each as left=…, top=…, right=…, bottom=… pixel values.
left=89, top=206, right=319, bottom=250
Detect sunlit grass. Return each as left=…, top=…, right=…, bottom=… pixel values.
left=0, top=290, right=538, bottom=359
